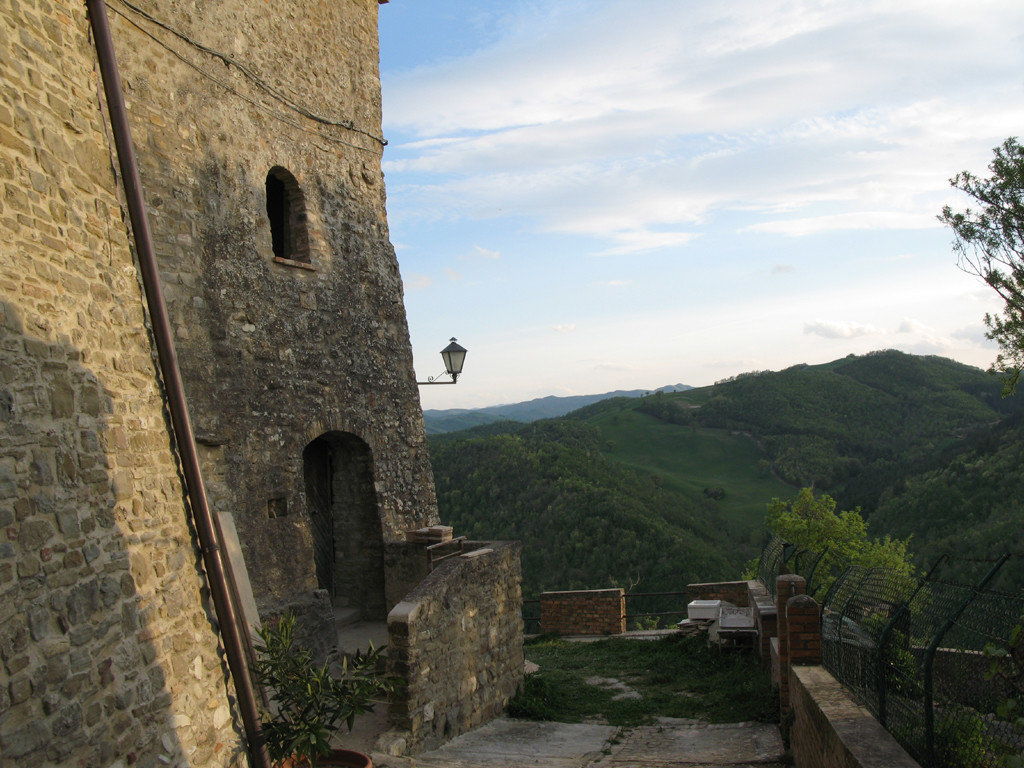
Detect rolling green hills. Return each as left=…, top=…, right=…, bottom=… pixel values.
left=429, top=350, right=1024, bottom=599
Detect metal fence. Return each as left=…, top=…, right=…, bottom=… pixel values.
left=822, top=556, right=1024, bottom=768
left=757, top=534, right=828, bottom=598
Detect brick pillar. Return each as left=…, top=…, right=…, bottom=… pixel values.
left=786, top=594, right=821, bottom=666
left=776, top=574, right=806, bottom=715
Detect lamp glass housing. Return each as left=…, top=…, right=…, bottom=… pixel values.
left=440, top=338, right=467, bottom=378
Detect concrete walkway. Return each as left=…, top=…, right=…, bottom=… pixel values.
left=370, top=716, right=786, bottom=768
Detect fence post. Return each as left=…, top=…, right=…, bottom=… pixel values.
left=875, top=557, right=944, bottom=728
left=776, top=574, right=806, bottom=714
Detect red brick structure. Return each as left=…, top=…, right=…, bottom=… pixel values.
left=686, top=580, right=752, bottom=606
left=687, top=574, right=918, bottom=768
left=787, top=594, right=822, bottom=666
left=540, top=588, right=626, bottom=635
left=790, top=666, right=920, bottom=768
left=775, top=574, right=807, bottom=714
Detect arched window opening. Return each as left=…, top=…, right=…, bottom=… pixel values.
left=265, top=166, right=310, bottom=264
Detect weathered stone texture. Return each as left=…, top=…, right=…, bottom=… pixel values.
left=106, top=0, right=439, bottom=617
left=0, top=1, right=243, bottom=765
left=387, top=542, right=525, bottom=754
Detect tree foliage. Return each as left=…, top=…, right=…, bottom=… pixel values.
left=762, top=488, right=915, bottom=595
left=430, top=419, right=737, bottom=602
left=941, top=137, right=1024, bottom=394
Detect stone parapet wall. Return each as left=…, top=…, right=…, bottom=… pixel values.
left=0, top=2, right=243, bottom=764
left=790, top=666, right=919, bottom=768
left=383, top=541, right=433, bottom=613
left=386, top=542, right=523, bottom=754
left=540, top=588, right=626, bottom=636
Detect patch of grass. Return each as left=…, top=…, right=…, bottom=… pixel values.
left=591, top=409, right=793, bottom=536
left=510, top=634, right=777, bottom=727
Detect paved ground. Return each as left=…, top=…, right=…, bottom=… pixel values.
left=369, top=716, right=787, bottom=768
left=335, top=623, right=785, bottom=768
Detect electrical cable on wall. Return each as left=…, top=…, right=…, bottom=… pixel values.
left=106, top=0, right=388, bottom=152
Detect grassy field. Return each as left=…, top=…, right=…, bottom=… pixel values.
left=588, top=408, right=794, bottom=540
left=509, top=634, right=777, bottom=727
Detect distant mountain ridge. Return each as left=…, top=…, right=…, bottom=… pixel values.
left=422, top=384, right=692, bottom=434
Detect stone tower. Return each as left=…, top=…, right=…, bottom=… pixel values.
left=1, top=0, right=456, bottom=764
left=106, top=0, right=440, bottom=626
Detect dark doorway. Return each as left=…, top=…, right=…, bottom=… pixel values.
left=302, top=432, right=386, bottom=621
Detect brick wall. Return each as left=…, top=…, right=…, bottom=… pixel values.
left=790, top=666, right=919, bottom=768
left=686, top=580, right=754, bottom=607
left=540, top=588, right=626, bottom=636
left=386, top=542, right=524, bottom=754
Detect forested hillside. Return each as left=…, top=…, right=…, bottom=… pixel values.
left=640, top=352, right=1023, bottom=513
left=429, top=419, right=736, bottom=600
left=429, top=351, right=1024, bottom=598
left=871, top=410, right=1024, bottom=589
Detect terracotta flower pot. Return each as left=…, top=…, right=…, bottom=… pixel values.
left=276, top=749, right=372, bottom=768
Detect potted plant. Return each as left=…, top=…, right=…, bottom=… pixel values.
left=253, top=612, right=393, bottom=768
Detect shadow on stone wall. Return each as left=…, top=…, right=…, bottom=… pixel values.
left=0, top=300, right=244, bottom=766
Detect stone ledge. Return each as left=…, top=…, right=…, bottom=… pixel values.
left=790, top=666, right=920, bottom=768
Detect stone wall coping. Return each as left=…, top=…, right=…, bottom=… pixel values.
left=791, top=666, right=920, bottom=768
left=390, top=540, right=520, bottom=612
left=541, top=588, right=624, bottom=597
left=753, top=595, right=777, bottom=615
left=787, top=594, right=818, bottom=610
left=388, top=599, right=421, bottom=625
left=687, top=580, right=753, bottom=589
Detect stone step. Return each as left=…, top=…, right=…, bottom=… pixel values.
left=334, top=606, right=362, bottom=629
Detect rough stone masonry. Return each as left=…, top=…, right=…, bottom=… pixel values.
left=0, top=0, right=488, bottom=765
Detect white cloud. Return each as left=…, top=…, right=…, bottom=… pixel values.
left=404, top=273, right=432, bottom=291
left=472, top=245, right=501, bottom=260
left=748, top=211, right=936, bottom=237
left=383, top=0, right=1024, bottom=253
left=443, top=268, right=463, bottom=281
left=592, top=230, right=697, bottom=256
left=804, top=320, right=881, bottom=339
left=897, top=318, right=931, bottom=335
left=553, top=324, right=577, bottom=334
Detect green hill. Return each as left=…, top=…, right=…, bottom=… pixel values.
left=870, top=409, right=1024, bottom=590
left=430, top=419, right=737, bottom=601
left=429, top=351, right=1024, bottom=599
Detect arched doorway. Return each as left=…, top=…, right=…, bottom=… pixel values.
left=302, top=432, right=386, bottom=621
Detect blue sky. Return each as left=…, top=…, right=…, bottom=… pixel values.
left=378, top=0, right=1024, bottom=410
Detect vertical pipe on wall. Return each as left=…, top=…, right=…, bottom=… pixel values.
left=84, top=2, right=269, bottom=765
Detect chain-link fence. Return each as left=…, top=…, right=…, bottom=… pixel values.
left=822, top=556, right=1024, bottom=768
left=757, top=534, right=828, bottom=598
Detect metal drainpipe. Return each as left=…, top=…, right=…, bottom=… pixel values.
left=84, top=2, right=269, bottom=766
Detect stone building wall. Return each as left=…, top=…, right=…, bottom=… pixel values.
left=387, top=542, right=524, bottom=754
left=0, top=1, right=244, bottom=765
left=103, top=0, right=439, bottom=619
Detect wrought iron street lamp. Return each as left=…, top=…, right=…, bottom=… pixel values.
left=418, top=338, right=467, bottom=385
